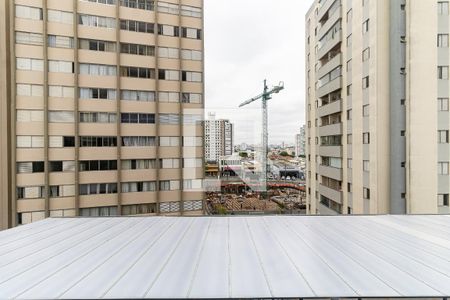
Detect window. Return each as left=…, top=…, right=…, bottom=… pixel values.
left=78, top=14, right=116, bottom=28
left=347, top=159, right=353, bottom=169
left=121, top=159, right=156, bottom=170
left=438, top=194, right=449, bottom=206
left=363, top=188, right=370, bottom=199
left=159, top=69, right=180, bottom=81
left=120, top=67, right=155, bottom=78
left=16, top=110, right=44, bottom=122
left=363, top=76, right=370, bottom=89
left=16, top=58, right=44, bottom=71
left=347, top=134, right=352, bottom=144
left=79, top=160, right=117, bottom=171
left=121, top=90, right=155, bottom=102
left=438, top=162, right=449, bottom=175
left=346, top=60, right=352, bottom=72
left=438, top=130, right=449, bottom=143
left=182, top=27, right=202, bottom=40
left=79, top=183, right=117, bottom=195
left=158, top=47, right=179, bottom=59
left=158, top=24, right=179, bottom=37
left=181, top=5, right=202, bottom=18
left=362, top=47, right=370, bottom=61
left=120, top=0, right=154, bottom=10
left=15, top=5, right=42, bottom=20
left=48, top=35, right=74, bottom=48
left=348, top=183, right=352, bottom=193
left=81, top=0, right=116, bottom=4
left=346, top=9, right=352, bottom=23
left=183, top=136, right=202, bottom=147
left=363, top=160, right=370, bottom=172
left=347, top=84, right=352, bottom=96
left=48, top=111, right=74, bottom=123
left=47, top=10, right=73, bottom=24
left=363, top=132, right=370, bottom=144
left=438, top=1, right=449, bottom=14
left=121, top=181, right=156, bottom=193
left=159, top=137, right=180, bottom=147
left=160, top=201, right=180, bottom=213
left=16, top=161, right=44, bottom=173
left=121, top=43, right=155, bottom=56
left=181, top=49, right=202, bottom=61
left=362, top=19, right=369, bottom=33
left=80, top=206, right=118, bottom=217
left=79, top=39, right=116, bottom=52
left=438, top=98, right=449, bottom=111
left=159, top=180, right=180, bottom=191
left=362, top=0, right=369, bottom=6
left=49, top=60, right=74, bottom=73
left=347, top=109, right=352, bottom=120
left=159, top=114, right=180, bottom=125
left=121, top=113, right=155, bottom=124
left=16, top=186, right=45, bottom=199
left=80, top=136, right=117, bottom=147
left=159, top=92, right=179, bottom=103
left=160, top=158, right=180, bottom=169
left=183, top=180, right=203, bottom=191
left=438, top=66, right=449, bottom=79
left=16, top=136, right=44, bottom=148
left=158, top=1, right=179, bottom=14
left=363, top=105, right=370, bottom=117
left=79, top=64, right=116, bottom=76
left=16, top=31, right=43, bottom=46
left=438, top=34, right=449, bottom=47
left=183, top=114, right=202, bottom=125
left=79, top=88, right=116, bottom=100
left=346, top=34, right=352, bottom=47
left=182, top=71, right=202, bottom=82
left=49, top=185, right=75, bottom=198
left=121, top=136, right=156, bottom=146
left=182, top=93, right=202, bottom=104
left=49, top=161, right=75, bottom=172
left=48, top=136, right=75, bottom=148
left=79, top=112, right=116, bottom=123
left=120, top=19, right=154, bottom=33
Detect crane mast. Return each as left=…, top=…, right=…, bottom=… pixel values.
left=239, top=80, right=285, bottom=198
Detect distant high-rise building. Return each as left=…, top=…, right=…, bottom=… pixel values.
left=306, top=0, right=449, bottom=215
left=0, top=0, right=205, bottom=230
left=295, top=125, right=306, bottom=157
left=204, top=113, right=233, bottom=163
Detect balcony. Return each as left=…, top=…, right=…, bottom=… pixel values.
left=319, top=184, right=343, bottom=204
left=319, top=145, right=342, bottom=157
left=319, top=165, right=343, bottom=181
left=317, top=53, right=342, bottom=79
left=319, top=123, right=343, bottom=136
left=318, top=6, right=342, bottom=40
left=317, top=30, right=342, bottom=61
left=317, top=0, right=335, bottom=21
left=318, top=99, right=342, bottom=117
left=317, top=76, right=342, bottom=98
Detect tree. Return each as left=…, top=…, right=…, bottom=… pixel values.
left=280, top=151, right=290, bottom=157
left=239, top=152, right=248, bottom=158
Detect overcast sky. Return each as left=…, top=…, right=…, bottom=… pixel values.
left=204, top=0, right=312, bottom=145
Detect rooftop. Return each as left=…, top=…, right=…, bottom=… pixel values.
left=1, top=215, right=450, bottom=299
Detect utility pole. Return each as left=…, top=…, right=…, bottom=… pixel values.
left=239, top=80, right=284, bottom=198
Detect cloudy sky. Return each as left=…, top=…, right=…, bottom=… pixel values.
left=204, top=0, right=312, bottom=145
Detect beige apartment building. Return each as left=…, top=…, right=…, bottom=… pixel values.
left=306, top=0, right=450, bottom=215
left=0, top=0, right=205, bottom=230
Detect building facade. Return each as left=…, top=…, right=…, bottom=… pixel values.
left=0, top=0, right=205, bottom=230
left=295, top=125, right=306, bottom=157
left=204, top=113, right=233, bottom=162
left=306, top=0, right=449, bottom=215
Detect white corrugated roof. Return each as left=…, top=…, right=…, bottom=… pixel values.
left=1, top=215, right=450, bottom=299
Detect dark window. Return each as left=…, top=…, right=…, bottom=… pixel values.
left=32, top=161, right=45, bottom=173
left=50, top=161, right=63, bottom=172
left=63, top=136, right=75, bottom=147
